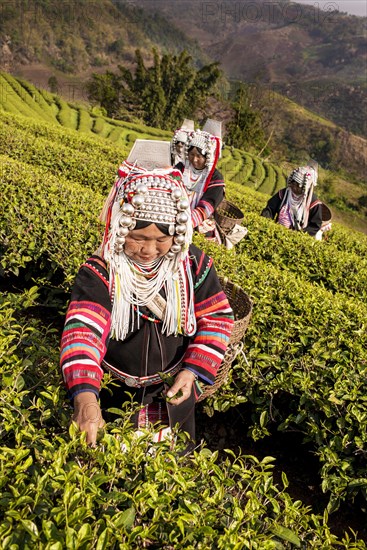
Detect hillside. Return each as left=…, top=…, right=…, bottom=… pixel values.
left=0, top=0, right=205, bottom=73
left=149, top=0, right=367, bottom=138
left=0, top=71, right=365, bottom=232
left=1, top=103, right=367, bottom=544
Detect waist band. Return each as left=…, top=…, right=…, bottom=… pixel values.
left=102, top=359, right=182, bottom=388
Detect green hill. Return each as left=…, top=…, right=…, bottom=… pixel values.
left=1, top=79, right=367, bottom=546
left=1, top=71, right=366, bottom=233
left=0, top=0, right=205, bottom=73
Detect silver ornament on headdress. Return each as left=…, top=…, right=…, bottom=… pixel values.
left=175, top=130, right=188, bottom=144
left=112, top=173, right=192, bottom=258
left=188, top=131, right=210, bottom=156
left=287, top=166, right=317, bottom=192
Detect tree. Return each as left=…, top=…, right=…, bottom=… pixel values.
left=226, top=85, right=267, bottom=153
left=48, top=76, right=59, bottom=94
left=85, top=71, right=140, bottom=120
left=86, top=48, right=221, bottom=128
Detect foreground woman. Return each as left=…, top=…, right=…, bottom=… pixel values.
left=60, top=149, right=234, bottom=447
left=261, top=165, right=322, bottom=237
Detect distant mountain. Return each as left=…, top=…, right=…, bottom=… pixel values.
left=145, top=0, right=367, bottom=137
left=0, top=0, right=207, bottom=75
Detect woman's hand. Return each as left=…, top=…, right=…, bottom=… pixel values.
left=166, top=369, right=196, bottom=406
left=72, top=392, right=105, bottom=446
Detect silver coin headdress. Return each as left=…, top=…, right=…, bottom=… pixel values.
left=287, top=165, right=318, bottom=193
left=106, top=169, right=192, bottom=261
left=170, top=119, right=195, bottom=162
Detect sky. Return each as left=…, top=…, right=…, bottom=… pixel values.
left=293, top=0, right=367, bottom=17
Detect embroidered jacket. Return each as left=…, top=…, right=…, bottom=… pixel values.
left=60, top=245, right=234, bottom=399
left=176, top=163, right=225, bottom=228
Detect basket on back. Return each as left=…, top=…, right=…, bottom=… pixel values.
left=321, top=203, right=332, bottom=229
left=197, top=276, right=253, bottom=402
left=214, top=199, right=244, bottom=234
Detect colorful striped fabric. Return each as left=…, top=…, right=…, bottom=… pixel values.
left=60, top=300, right=111, bottom=398
left=183, top=291, right=234, bottom=384
left=60, top=246, right=234, bottom=398
left=191, top=199, right=215, bottom=227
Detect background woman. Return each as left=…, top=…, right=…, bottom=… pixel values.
left=176, top=124, right=224, bottom=240
left=261, top=165, right=323, bottom=237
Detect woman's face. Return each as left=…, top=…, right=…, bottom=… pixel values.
left=289, top=181, right=304, bottom=196
left=124, top=224, right=173, bottom=264
left=188, top=147, right=206, bottom=170
left=176, top=141, right=185, bottom=156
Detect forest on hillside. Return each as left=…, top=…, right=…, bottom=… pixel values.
left=149, top=0, right=367, bottom=138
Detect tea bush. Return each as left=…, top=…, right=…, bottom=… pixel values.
left=0, top=155, right=103, bottom=284
left=201, top=236, right=367, bottom=509
left=0, top=291, right=364, bottom=548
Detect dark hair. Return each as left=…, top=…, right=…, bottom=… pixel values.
left=188, top=145, right=205, bottom=157
left=133, top=220, right=171, bottom=236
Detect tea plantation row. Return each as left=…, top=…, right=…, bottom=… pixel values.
left=0, top=72, right=288, bottom=194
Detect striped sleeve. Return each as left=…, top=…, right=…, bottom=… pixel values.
left=191, top=200, right=215, bottom=227
left=182, top=248, right=234, bottom=384
left=191, top=170, right=225, bottom=228
left=60, top=258, right=111, bottom=399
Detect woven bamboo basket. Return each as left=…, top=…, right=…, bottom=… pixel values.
left=197, top=276, right=253, bottom=402
left=321, top=203, right=332, bottom=229
left=214, top=199, right=244, bottom=234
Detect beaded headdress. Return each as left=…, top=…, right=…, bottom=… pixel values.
left=186, top=119, right=222, bottom=166
left=105, top=168, right=192, bottom=261
left=287, top=165, right=318, bottom=193
left=175, top=130, right=189, bottom=144
left=170, top=120, right=195, bottom=164
left=100, top=143, right=196, bottom=341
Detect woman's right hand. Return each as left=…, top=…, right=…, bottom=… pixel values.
left=72, top=392, right=105, bottom=446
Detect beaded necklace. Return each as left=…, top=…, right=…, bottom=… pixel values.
left=186, top=166, right=205, bottom=191
left=134, top=305, right=161, bottom=324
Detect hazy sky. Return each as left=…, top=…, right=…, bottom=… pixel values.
left=293, top=0, right=367, bottom=17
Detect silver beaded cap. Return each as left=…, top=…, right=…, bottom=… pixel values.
left=113, top=171, right=192, bottom=257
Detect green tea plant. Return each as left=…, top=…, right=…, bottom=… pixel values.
left=0, top=121, right=119, bottom=192
left=199, top=235, right=367, bottom=508
left=0, top=291, right=364, bottom=548
left=0, top=155, right=103, bottom=285
left=1, top=93, right=367, bottom=532
left=234, top=212, right=367, bottom=301
left=0, top=73, right=55, bottom=123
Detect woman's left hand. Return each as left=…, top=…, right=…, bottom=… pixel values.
left=166, top=369, right=196, bottom=405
